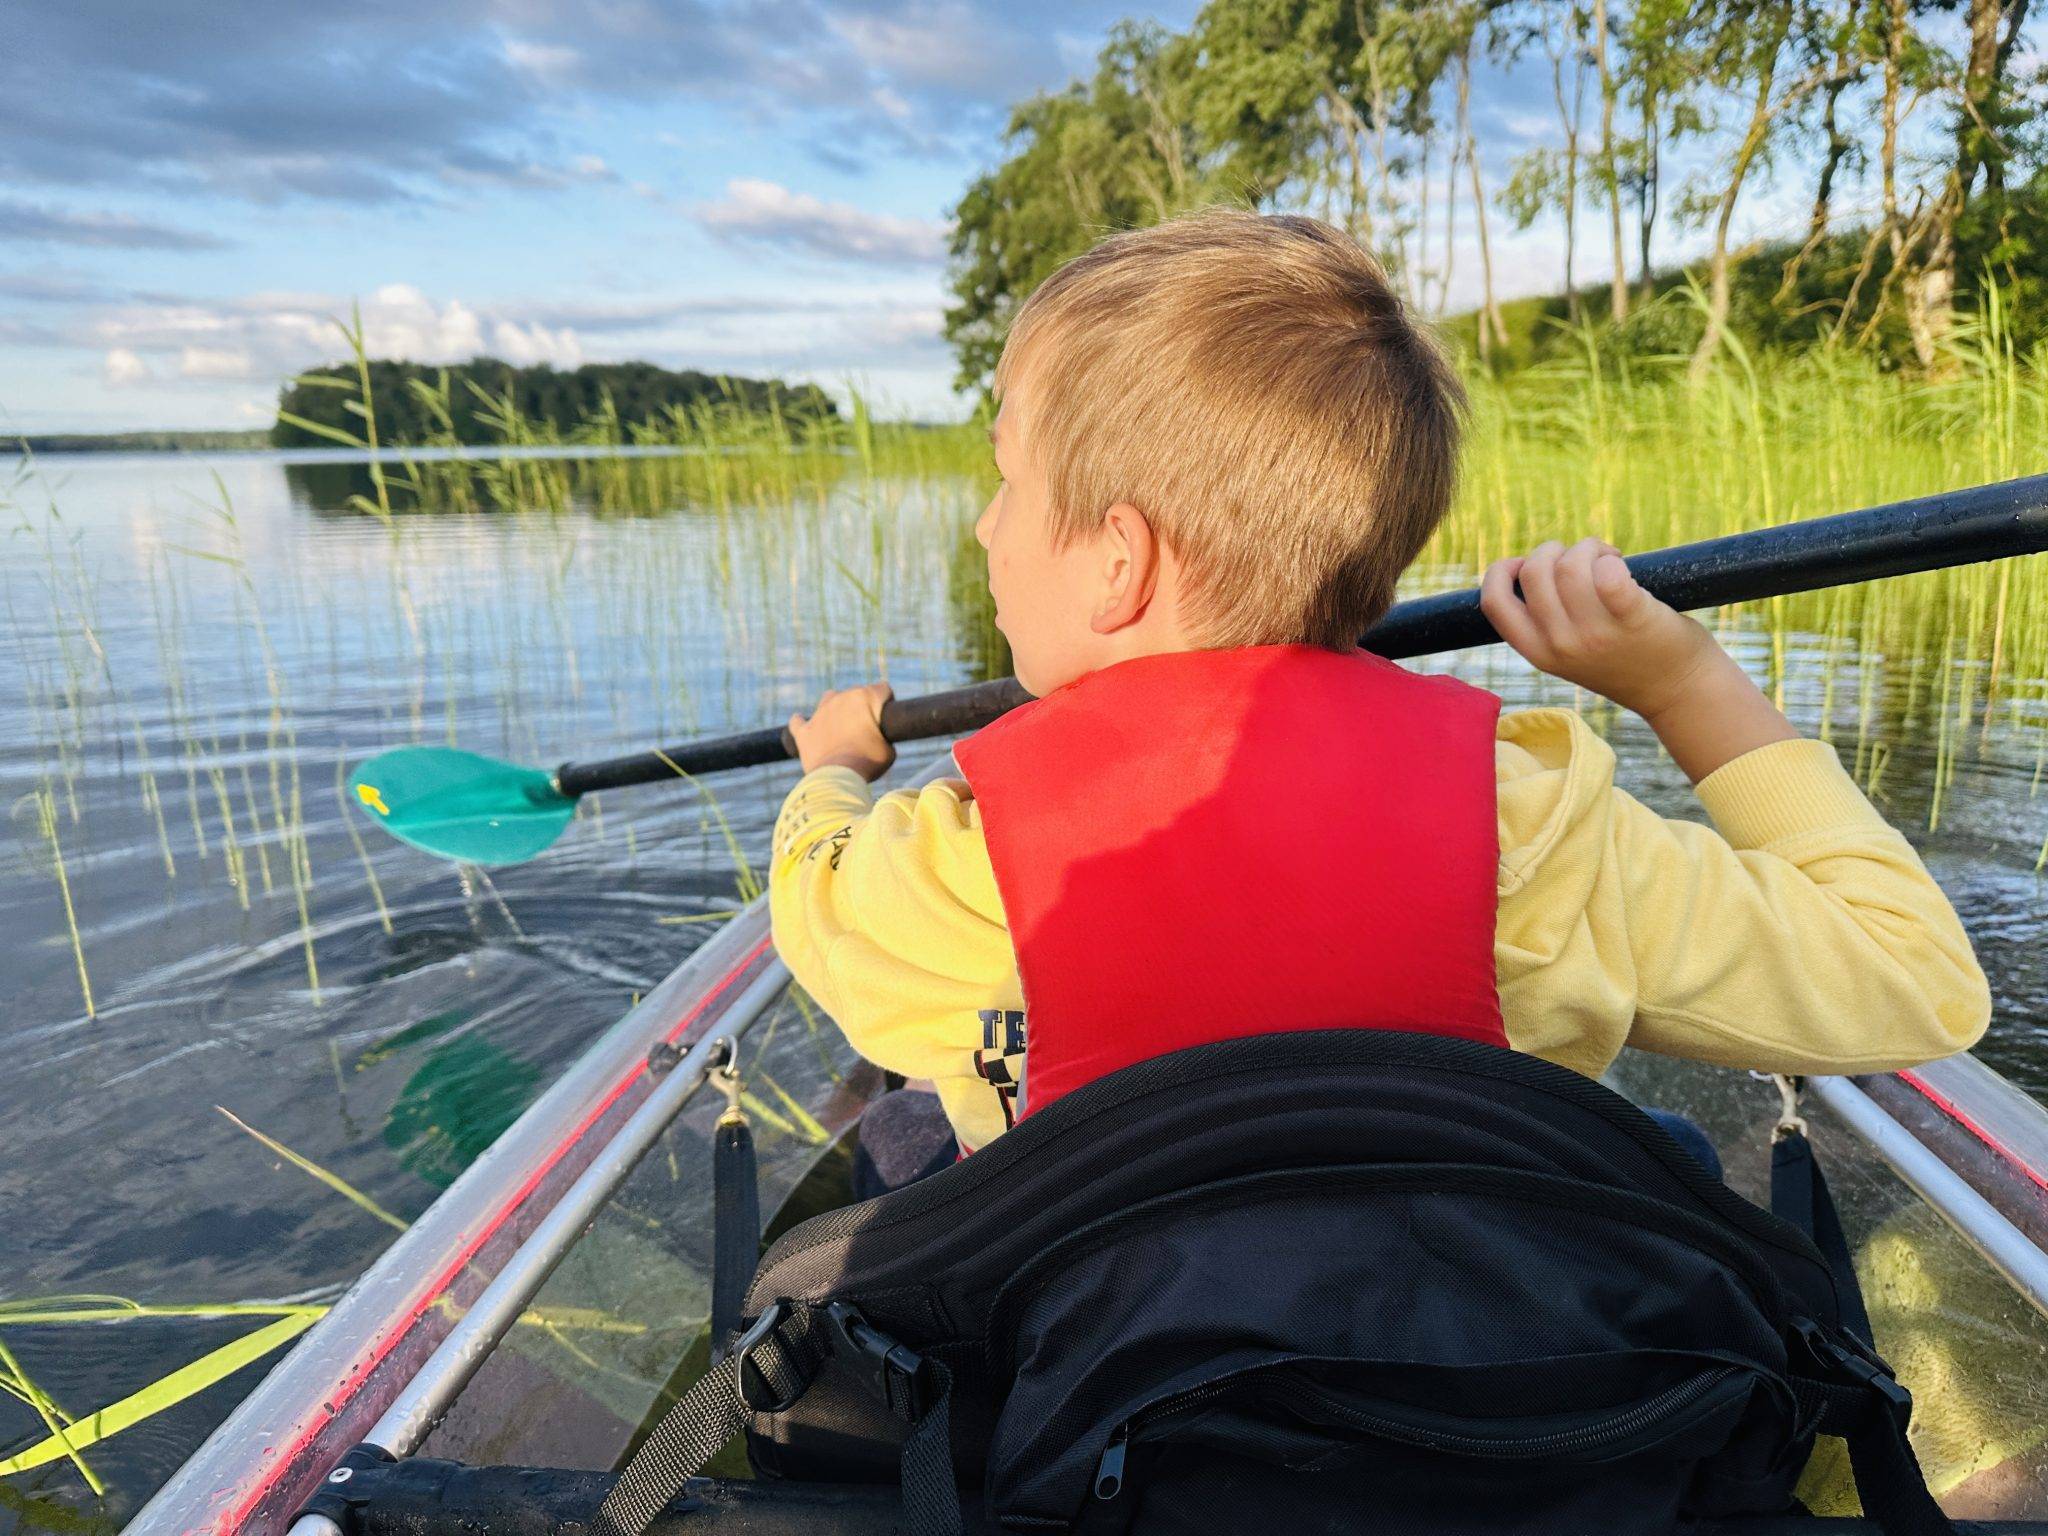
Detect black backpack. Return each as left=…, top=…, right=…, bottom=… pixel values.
left=591, top=1031, right=1954, bottom=1536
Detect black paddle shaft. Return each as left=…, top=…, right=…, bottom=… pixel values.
left=555, top=679, right=1033, bottom=796
left=553, top=471, right=2048, bottom=799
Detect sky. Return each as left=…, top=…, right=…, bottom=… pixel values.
left=0, top=0, right=1869, bottom=433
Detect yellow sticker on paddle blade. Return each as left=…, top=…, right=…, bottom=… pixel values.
left=357, top=783, right=391, bottom=816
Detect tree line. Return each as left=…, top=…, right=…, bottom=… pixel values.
left=945, top=0, right=2040, bottom=386
left=271, top=358, right=838, bottom=448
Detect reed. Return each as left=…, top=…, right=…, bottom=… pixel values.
left=7, top=321, right=2045, bottom=1059
left=31, top=784, right=92, bottom=1019
left=214, top=1106, right=408, bottom=1233
left=6, top=312, right=2048, bottom=1516
left=1425, top=325, right=2048, bottom=827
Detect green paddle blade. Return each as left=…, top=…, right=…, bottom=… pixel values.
left=347, top=747, right=576, bottom=865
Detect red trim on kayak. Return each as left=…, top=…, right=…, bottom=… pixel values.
left=1896, top=1067, right=2048, bottom=1201
left=220, top=934, right=775, bottom=1534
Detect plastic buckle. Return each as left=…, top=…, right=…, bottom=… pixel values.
left=1795, top=1319, right=1912, bottom=1427
left=822, top=1301, right=929, bottom=1423
left=733, top=1301, right=804, bottom=1413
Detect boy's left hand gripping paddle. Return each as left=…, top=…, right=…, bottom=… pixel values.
left=348, top=747, right=576, bottom=865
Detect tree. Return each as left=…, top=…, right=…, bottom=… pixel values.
left=1772, top=18, right=1866, bottom=307
left=939, top=0, right=2048, bottom=384
left=1619, top=0, right=1702, bottom=303
left=944, top=24, right=1219, bottom=392
left=1908, top=0, right=2034, bottom=364
left=1547, top=1, right=1591, bottom=318
left=1498, top=0, right=1591, bottom=318
left=1453, top=18, right=1510, bottom=356
left=271, top=359, right=832, bottom=449
left=1675, top=0, right=1854, bottom=376
left=1592, top=0, right=1629, bottom=322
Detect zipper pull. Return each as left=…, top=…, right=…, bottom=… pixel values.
left=1094, top=1426, right=1129, bottom=1500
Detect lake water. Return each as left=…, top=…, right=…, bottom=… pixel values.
left=2, top=447, right=2045, bottom=1531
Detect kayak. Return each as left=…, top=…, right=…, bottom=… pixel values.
left=124, top=736, right=2048, bottom=1535
left=125, top=893, right=879, bottom=1536
left=117, top=480, right=2048, bottom=1533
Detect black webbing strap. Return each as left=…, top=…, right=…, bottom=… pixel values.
left=591, top=1303, right=828, bottom=1536
left=590, top=1302, right=961, bottom=1536
left=1774, top=1125, right=1951, bottom=1532
left=1772, top=1127, right=1876, bottom=1345
left=900, top=1358, right=960, bottom=1536
left=709, top=1112, right=760, bottom=1358
left=1794, top=1365, right=1956, bottom=1536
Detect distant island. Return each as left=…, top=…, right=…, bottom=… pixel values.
left=271, top=357, right=838, bottom=448
left=11, top=429, right=272, bottom=455
left=7, top=359, right=837, bottom=455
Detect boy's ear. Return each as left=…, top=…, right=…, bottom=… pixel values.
left=1090, top=501, right=1160, bottom=635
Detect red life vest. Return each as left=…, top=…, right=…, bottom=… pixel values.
left=955, top=645, right=1504, bottom=1119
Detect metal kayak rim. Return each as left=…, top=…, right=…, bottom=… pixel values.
left=123, top=900, right=783, bottom=1536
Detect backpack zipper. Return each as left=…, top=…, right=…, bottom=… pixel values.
left=1266, top=1365, right=1738, bottom=1458
left=1093, top=1361, right=1744, bottom=1499
left=1093, top=1427, right=1128, bottom=1499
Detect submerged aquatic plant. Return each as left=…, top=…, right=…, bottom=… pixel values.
left=215, top=1107, right=409, bottom=1232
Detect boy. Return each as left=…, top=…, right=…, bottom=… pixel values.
left=771, top=209, right=1988, bottom=1158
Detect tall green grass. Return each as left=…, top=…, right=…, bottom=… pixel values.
left=4, top=308, right=2048, bottom=1511
left=7, top=313, right=2047, bottom=1037
left=7, top=322, right=2048, bottom=1033
left=1436, top=318, right=2048, bottom=831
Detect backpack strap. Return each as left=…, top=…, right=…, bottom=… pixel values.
left=707, top=1051, right=761, bottom=1360
left=1771, top=1119, right=1876, bottom=1345
left=1770, top=1096, right=1953, bottom=1536
left=591, top=1302, right=960, bottom=1536
left=1794, top=1321, right=1955, bottom=1536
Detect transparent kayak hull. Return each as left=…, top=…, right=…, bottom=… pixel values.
left=1610, top=1052, right=2048, bottom=1520
left=122, top=899, right=839, bottom=1536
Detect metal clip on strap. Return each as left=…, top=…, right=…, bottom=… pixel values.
left=1758, top=1071, right=1809, bottom=1142
left=710, top=1038, right=747, bottom=1129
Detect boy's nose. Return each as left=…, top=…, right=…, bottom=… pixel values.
left=974, top=501, right=996, bottom=549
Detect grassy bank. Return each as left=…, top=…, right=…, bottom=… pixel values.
left=1438, top=322, right=2048, bottom=831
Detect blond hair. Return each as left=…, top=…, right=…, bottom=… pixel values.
left=995, top=208, right=1464, bottom=648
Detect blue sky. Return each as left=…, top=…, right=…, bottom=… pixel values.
left=1, top=0, right=1880, bottom=433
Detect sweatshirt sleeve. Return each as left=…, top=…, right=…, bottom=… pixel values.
left=1496, top=712, right=1991, bottom=1077
left=768, top=767, right=1021, bottom=1145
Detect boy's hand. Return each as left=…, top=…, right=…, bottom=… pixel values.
left=1480, top=537, right=1716, bottom=721
left=790, top=683, right=896, bottom=781
left=1481, top=536, right=1796, bottom=782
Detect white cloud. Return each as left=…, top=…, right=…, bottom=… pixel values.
left=697, top=178, right=946, bottom=264
left=867, top=307, right=944, bottom=346
left=491, top=316, right=583, bottom=367
left=103, top=347, right=149, bottom=385
left=1, top=198, right=227, bottom=252
left=502, top=37, right=580, bottom=79
left=83, top=283, right=587, bottom=393
left=178, top=345, right=257, bottom=379
left=825, top=3, right=1011, bottom=94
